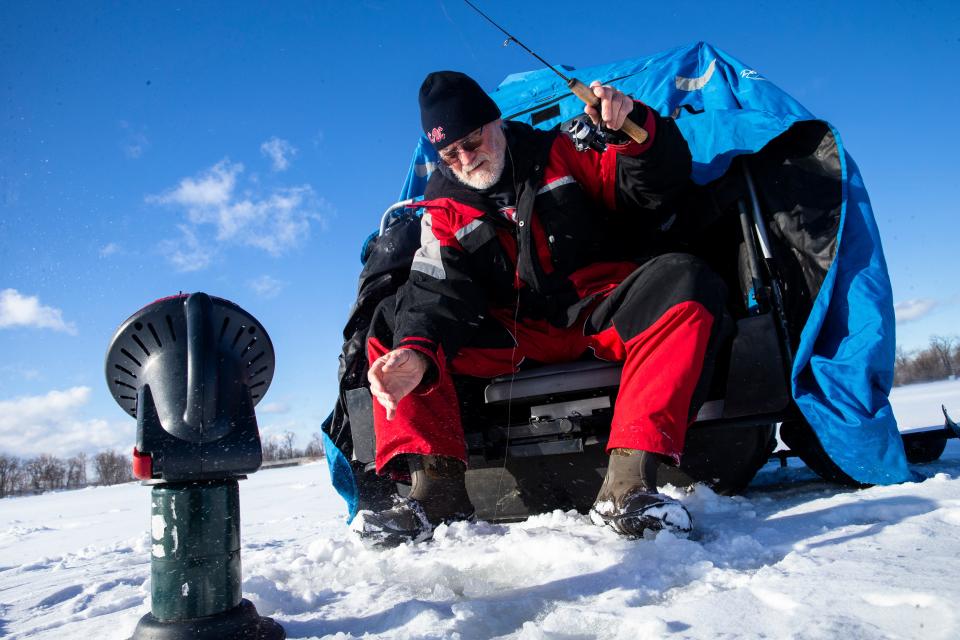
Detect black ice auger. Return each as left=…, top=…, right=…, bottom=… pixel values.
left=105, top=292, right=285, bottom=640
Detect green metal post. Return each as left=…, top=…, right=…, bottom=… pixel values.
left=149, top=480, right=242, bottom=621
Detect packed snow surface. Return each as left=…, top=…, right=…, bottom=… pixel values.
left=2, top=380, right=959, bottom=639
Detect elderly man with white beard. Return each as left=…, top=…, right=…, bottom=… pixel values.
left=355, top=71, right=732, bottom=545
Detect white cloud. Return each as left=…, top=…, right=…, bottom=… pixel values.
left=259, top=401, right=290, bottom=415
left=895, top=298, right=937, bottom=324
left=154, top=159, right=238, bottom=209
left=99, top=242, right=121, bottom=258
left=260, top=137, right=297, bottom=172
left=124, top=137, right=149, bottom=159
left=249, top=275, right=285, bottom=299
left=0, top=289, right=77, bottom=335
left=0, top=387, right=128, bottom=457
left=119, top=121, right=150, bottom=159
left=0, top=364, right=42, bottom=381
left=159, top=225, right=215, bottom=273
left=149, top=159, right=326, bottom=271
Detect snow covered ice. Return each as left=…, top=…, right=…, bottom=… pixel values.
left=2, top=380, right=960, bottom=639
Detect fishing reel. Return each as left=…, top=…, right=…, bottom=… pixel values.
left=566, top=116, right=609, bottom=153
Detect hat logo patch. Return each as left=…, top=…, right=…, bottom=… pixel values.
left=427, top=127, right=446, bottom=144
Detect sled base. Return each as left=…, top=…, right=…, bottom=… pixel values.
left=901, top=429, right=948, bottom=465
left=465, top=422, right=776, bottom=522
left=132, top=599, right=285, bottom=640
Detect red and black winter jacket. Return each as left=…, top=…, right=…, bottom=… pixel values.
left=393, top=103, right=693, bottom=380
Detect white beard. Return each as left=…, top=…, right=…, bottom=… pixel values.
left=449, top=126, right=507, bottom=190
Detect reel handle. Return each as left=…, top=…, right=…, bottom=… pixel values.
left=568, top=78, right=649, bottom=145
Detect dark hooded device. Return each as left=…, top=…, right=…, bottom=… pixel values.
left=105, top=293, right=275, bottom=481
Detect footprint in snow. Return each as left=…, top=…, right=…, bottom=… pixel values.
left=35, top=585, right=84, bottom=609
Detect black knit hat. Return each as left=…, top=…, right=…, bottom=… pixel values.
left=419, top=71, right=501, bottom=150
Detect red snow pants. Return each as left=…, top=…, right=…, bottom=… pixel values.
left=367, top=253, right=731, bottom=473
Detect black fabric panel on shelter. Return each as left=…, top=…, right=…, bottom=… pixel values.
left=697, top=120, right=842, bottom=348
left=749, top=120, right=841, bottom=297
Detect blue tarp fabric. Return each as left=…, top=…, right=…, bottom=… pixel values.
left=325, top=42, right=911, bottom=512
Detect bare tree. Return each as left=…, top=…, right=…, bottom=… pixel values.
left=0, top=454, right=22, bottom=498
left=66, top=453, right=88, bottom=489
left=913, top=349, right=942, bottom=383
left=929, top=336, right=956, bottom=379
left=894, top=346, right=912, bottom=386
left=894, top=335, right=960, bottom=386
left=94, top=451, right=132, bottom=486
left=44, top=455, right=66, bottom=490
left=282, top=431, right=296, bottom=459
left=304, top=433, right=325, bottom=458
left=23, top=457, right=44, bottom=492
left=262, top=439, right=280, bottom=462
left=22, top=455, right=66, bottom=493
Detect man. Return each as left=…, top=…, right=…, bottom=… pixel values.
left=354, top=71, right=731, bottom=545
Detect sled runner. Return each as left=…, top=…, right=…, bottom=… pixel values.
left=896, top=406, right=960, bottom=467
left=324, top=42, right=936, bottom=521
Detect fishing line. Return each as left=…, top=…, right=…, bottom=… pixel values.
left=493, top=133, right=522, bottom=521
left=462, top=0, right=573, bottom=83
left=461, top=0, right=649, bottom=146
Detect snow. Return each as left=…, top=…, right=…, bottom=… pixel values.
left=2, top=380, right=959, bottom=639
left=891, top=378, right=960, bottom=430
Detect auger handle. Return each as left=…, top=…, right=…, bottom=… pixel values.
left=568, top=78, right=649, bottom=145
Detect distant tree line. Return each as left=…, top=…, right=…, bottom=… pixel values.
left=895, top=335, right=960, bottom=386
left=0, top=451, right=127, bottom=498
left=261, top=431, right=325, bottom=462
left=0, top=431, right=325, bottom=499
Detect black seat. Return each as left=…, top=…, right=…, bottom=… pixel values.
left=483, top=312, right=792, bottom=425
left=484, top=359, right=727, bottom=422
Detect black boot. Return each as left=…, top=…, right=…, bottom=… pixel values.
left=353, top=460, right=398, bottom=514
left=589, top=449, right=692, bottom=537
left=352, top=455, right=475, bottom=546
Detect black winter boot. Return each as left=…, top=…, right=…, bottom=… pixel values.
left=352, top=455, right=475, bottom=546
left=589, top=449, right=692, bottom=537
left=353, top=460, right=399, bottom=514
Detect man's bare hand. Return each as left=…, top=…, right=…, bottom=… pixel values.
left=367, top=348, right=428, bottom=420
left=584, top=80, right=634, bottom=131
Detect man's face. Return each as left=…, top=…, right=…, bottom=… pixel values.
left=439, top=120, right=507, bottom=190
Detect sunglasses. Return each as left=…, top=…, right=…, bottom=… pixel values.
left=438, top=125, right=485, bottom=165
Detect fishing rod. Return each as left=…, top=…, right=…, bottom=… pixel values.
left=462, top=0, right=649, bottom=145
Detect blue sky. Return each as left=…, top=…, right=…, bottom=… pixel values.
left=1, top=0, right=958, bottom=458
